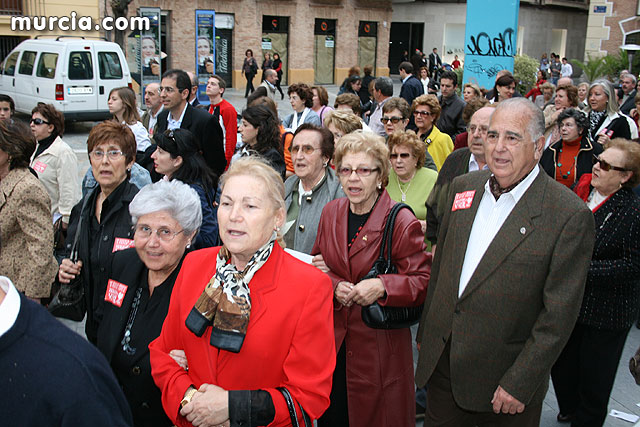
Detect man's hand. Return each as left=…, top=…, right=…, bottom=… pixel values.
left=491, top=385, right=525, bottom=415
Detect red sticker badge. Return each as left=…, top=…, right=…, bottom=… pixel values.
left=112, top=238, right=135, bottom=253
left=452, top=190, right=476, bottom=211
left=33, top=161, right=47, bottom=173
left=105, top=279, right=128, bottom=307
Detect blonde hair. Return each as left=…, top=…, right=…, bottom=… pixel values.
left=323, top=110, right=363, bottom=134
left=412, top=94, right=441, bottom=122
left=220, top=156, right=285, bottom=212
left=388, top=130, right=427, bottom=169
left=334, top=130, right=390, bottom=188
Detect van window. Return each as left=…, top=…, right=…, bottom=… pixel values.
left=68, top=51, right=93, bottom=80
left=98, top=52, right=123, bottom=79
left=18, top=51, right=37, bottom=75
left=36, top=52, right=58, bottom=79
left=3, top=51, right=19, bottom=76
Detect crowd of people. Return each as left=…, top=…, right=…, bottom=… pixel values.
left=0, top=49, right=639, bottom=427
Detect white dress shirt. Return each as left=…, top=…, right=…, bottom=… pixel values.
left=148, top=105, right=163, bottom=134
left=458, top=166, right=540, bottom=297
left=167, top=103, right=188, bottom=130
left=0, top=276, right=21, bottom=338
left=468, top=154, right=489, bottom=172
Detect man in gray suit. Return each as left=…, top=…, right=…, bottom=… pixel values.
left=416, top=98, right=595, bottom=426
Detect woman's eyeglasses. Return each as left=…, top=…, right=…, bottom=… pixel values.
left=390, top=153, right=412, bottom=160
left=290, top=145, right=317, bottom=155
left=337, top=166, right=379, bottom=177
left=134, top=225, right=185, bottom=242
left=381, top=116, right=403, bottom=124
left=89, top=150, right=124, bottom=161
left=413, top=110, right=433, bottom=117
left=30, top=118, right=49, bottom=125
left=593, top=154, right=627, bottom=172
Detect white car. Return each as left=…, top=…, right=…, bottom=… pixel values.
left=0, top=37, right=132, bottom=121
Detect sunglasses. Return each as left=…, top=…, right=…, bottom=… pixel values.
left=593, top=154, right=627, bottom=172
left=381, top=116, right=404, bottom=124
left=390, top=153, right=412, bottom=160
left=30, top=118, right=50, bottom=125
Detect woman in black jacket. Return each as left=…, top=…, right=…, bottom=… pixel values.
left=551, top=138, right=640, bottom=426
left=58, top=121, right=139, bottom=343
left=96, top=179, right=201, bottom=427
left=237, top=104, right=286, bottom=180
left=540, top=108, right=602, bottom=188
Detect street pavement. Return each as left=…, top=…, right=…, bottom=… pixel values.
left=28, top=81, right=640, bottom=426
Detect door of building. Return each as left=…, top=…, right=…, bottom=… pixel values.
left=314, top=19, right=336, bottom=84
left=358, top=21, right=377, bottom=74
left=262, top=16, right=289, bottom=85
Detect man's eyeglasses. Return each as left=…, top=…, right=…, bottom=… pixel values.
left=467, top=125, right=488, bottom=134
left=390, top=153, right=412, bottom=160
left=30, top=118, right=49, bottom=125
left=158, top=86, right=176, bottom=94
left=381, top=116, right=404, bottom=124
left=290, top=145, right=317, bottom=155
left=593, top=154, right=627, bottom=172
left=337, top=166, right=379, bottom=177
left=134, top=225, right=185, bottom=242
left=89, top=150, right=124, bottom=161
left=413, top=110, right=433, bottom=117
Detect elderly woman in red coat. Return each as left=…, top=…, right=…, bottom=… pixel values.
left=149, top=156, right=336, bottom=427
left=312, top=131, right=431, bottom=427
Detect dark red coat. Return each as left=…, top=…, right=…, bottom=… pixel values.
left=149, top=244, right=336, bottom=426
left=312, top=191, right=431, bottom=427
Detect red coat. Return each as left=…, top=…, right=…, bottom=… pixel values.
left=149, top=244, right=336, bottom=426
left=311, top=191, right=431, bottom=427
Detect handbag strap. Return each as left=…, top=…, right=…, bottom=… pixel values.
left=276, top=387, right=311, bottom=427
left=69, top=192, right=94, bottom=262
left=380, top=203, right=414, bottom=264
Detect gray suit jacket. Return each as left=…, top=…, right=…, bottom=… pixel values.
left=416, top=169, right=595, bottom=412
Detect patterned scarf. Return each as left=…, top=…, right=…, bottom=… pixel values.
left=185, top=233, right=276, bottom=353
left=489, top=173, right=529, bottom=200
left=589, top=110, right=606, bottom=138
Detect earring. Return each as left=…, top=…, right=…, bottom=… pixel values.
left=126, top=168, right=131, bottom=172
left=186, top=243, right=191, bottom=249
left=323, top=162, right=328, bottom=168
left=377, top=183, right=382, bottom=190
left=274, top=226, right=281, bottom=232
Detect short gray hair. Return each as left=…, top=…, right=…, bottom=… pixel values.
left=374, top=76, right=394, bottom=97
left=621, top=72, right=637, bottom=85
left=588, top=79, right=619, bottom=115
left=129, top=180, right=203, bottom=235
left=494, top=98, right=545, bottom=142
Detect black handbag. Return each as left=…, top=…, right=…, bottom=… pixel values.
left=277, top=387, right=311, bottom=427
left=48, top=196, right=90, bottom=321
left=360, top=203, right=424, bottom=329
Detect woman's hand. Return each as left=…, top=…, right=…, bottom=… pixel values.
left=180, top=383, right=229, bottom=427
left=418, top=220, right=427, bottom=235
left=597, top=132, right=611, bottom=146
left=151, top=62, right=160, bottom=76
left=205, top=61, right=214, bottom=74
left=169, top=349, right=188, bottom=371
left=58, top=259, right=82, bottom=283
left=335, top=281, right=355, bottom=307
left=312, top=254, right=329, bottom=273
left=349, top=278, right=386, bottom=306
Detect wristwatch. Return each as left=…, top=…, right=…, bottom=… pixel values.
left=180, top=386, right=197, bottom=408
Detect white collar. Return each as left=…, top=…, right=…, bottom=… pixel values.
left=402, top=74, right=412, bottom=84
left=168, top=103, right=188, bottom=127
left=151, top=105, right=163, bottom=118
left=297, top=171, right=326, bottom=204
left=484, top=165, right=540, bottom=203
left=289, top=108, right=310, bottom=132
left=468, top=153, right=489, bottom=172
left=0, top=276, right=21, bottom=338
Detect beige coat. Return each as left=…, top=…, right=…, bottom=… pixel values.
left=30, top=136, right=81, bottom=224
left=0, top=168, right=58, bottom=298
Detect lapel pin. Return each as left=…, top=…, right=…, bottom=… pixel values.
left=362, top=235, right=368, bottom=241
left=520, top=227, right=526, bottom=235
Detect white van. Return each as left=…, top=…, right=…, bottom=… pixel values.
left=0, top=37, right=132, bottom=121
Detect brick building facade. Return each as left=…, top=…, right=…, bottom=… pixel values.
left=104, top=0, right=392, bottom=89
left=585, top=0, right=640, bottom=59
